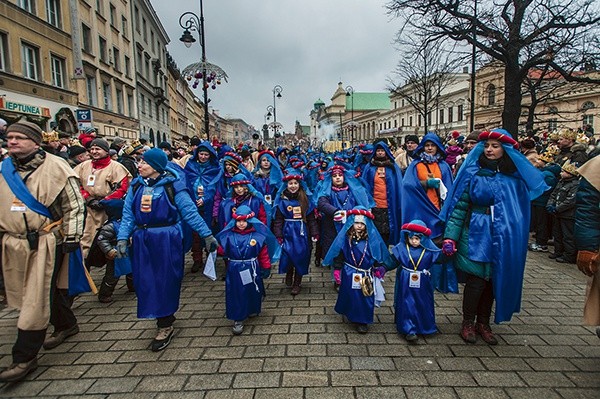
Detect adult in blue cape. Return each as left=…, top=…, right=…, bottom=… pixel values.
left=182, top=141, right=222, bottom=272
left=441, top=130, right=549, bottom=345
left=218, top=174, right=270, bottom=230
left=353, top=144, right=373, bottom=174
left=322, top=208, right=394, bottom=334
left=402, top=132, right=453, bottom=241
left=316, top=165, right=375, bottom=274
left=361, top=141, right=403, bottom=245
left=216, top=205, right=281, bottom=335
left=390, top=221, right=442, bottom=342
left=117, top=149, right=218, bottom=352
left=272, top=168, right=319, bottom=295
left=252, top=150, right=283, bottom=205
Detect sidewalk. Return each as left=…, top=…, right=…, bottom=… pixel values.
left=0, top=251, right=598, bottom=398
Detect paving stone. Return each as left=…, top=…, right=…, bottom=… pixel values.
left=555, top=388, right=600, bottom=399
left=233, top=372, right=281, bottom=388
left=504, top=388, right=562, bottom=399
left=564, top=372, right=600, bottom=387
left=437, top=357, right=485, bottom=371
left=127, top=361, right=177, bottom=376
left=523, top=358, right=579, bottom=371
left=377, top=371, right=428, bottom=386
left=82, top=363, right=134, bottom=378
left=404, top=386, right=458, bottom=399
left=36, top=364, right=90, bottom=380
left=269, top=333, right=307, bottom=344
left=479, top=357, right=532, bottom=371
left=282, top=371, right=329, bottom=387
left=425, top=371, right=478, bottom=387
left=331, top=370, right=379, bottom=386
left=454, top=387, right=509, bottom=399
left=203, top=347, right=245, bottom=359
left=305, top=387, right=355, bottom=399
left=243, top=344, right=286, bottom=358
left=570, top=358, right=600, bottom=372
left=471, top=371, right=527, bottom=387
left=87, top=377, right=142, bottom=394
left=254, top=388, right=303, bottom=399
left=39, top=378, right=95, bottom=395
left=74, top=350, right=122, bottom=364
left=0, top=380, right=50, bottom=397
left=368, top=344, right=411, bottom=357
left=174, top=360, right=221, bottom=375
left=350, top=356, right=395, bottom=370
left=202, top=389, right=253, bottom=399
left=219, top=358, right=265, bottom=373
left=158, top=347, right=204, bottom=361
left=185, top=373, right=234, bottom=390
left=136, top=375, right=189, bottom=392
left=307, top=356, right=350, bottom=371
left=356, top=386, right=408, bottom=398
left=287, top=344, right=327, bottom=357
left=326, top=344, right=369, bottom=357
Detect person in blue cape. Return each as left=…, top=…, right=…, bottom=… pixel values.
left=272, top=168, right=319, bottom=295
left=316, top=164, right=375, bottom=283
left=182, top=141, right=223, bottom=273
left=252, top=150, right=283, bottom=206
left=216, top=205, right=280, bottom=335
left=117, top=149, right=218, bottom=352
left=322, top=208, right=394, bottom=334
left=390, top=221, right=441, bottom=342
left=218, top=174, right=270, bottom=230
left=441, top=130, right=549, bottom=345
left=353, top=144, right=373, bottom=174
left=361, top=141, right=403, bottom=245
left=402, top=132, right=453, bottom=241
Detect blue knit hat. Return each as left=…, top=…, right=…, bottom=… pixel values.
left=143, top=148, right=167, bottom=172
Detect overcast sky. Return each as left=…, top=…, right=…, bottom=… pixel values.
left=153, top=0, right=400, bottom=136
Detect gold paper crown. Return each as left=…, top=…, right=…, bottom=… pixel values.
left=576, top=132, right=590, bottom=145
left=69, top=138, right=81, bottom=147
left=559, top=128, right=577, bottom=141
left=538, top=152, right=555, bottom=163
left=545, top=144, right=560, bottom=156
left=42, top=130, right=59, bottom=143
left=548, top=132, right=560, bottom=141
left=561, top=160, right=580, bottom=176
left=130, top=139, right=143, bottom=150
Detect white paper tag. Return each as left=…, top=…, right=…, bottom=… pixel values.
left=10, top=198, right=27, bottom=212
left=409, top=272, right=421, bottom=288
left=340, top=210, right=347, bottom=224
left=240, top=269, right=253, bottom=285
left=203, top=251, right=217, bottom=281
left=351, top=273, right=362, bottom=290
left=264, top=195, right=272, bottom=205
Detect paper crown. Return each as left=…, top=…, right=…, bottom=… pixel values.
left=537, top=152, right=555, bottom=163
left=548, top=132, right=560, bottom=141
left=576, top=132, right=590, bottom=145
left=42, top=130, right=59, bottom=143
left=130, top=139, right=143, bottom=151
left=69, top=138, right=81, bottom=147
left=561, top=160, right=580, bottom=176
left=558, top=128, right=577, bottom=141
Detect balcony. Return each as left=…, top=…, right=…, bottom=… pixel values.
left=154, top=87, right=167, bottom=104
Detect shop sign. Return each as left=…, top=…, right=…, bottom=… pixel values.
left=0, top=98, right=51, bottom=117
left=76, top=109, right=93, bottom=130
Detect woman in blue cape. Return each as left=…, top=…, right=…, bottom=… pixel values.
left=117, top=149, right=218, bottom=352
left=252, top=150, right=283, bottom=206
left=316, top=164, right=375, bottom=280
left=183, top=141, right=223, bottom=273
left=272, top=168, right=319, bottom=295
left=216, top=205, right=280, bottom=335
left=218, top=174, right=270, bottom=230
left=323, top=208, right=394, bottom=334
left=390, top=221, right=441, bottom=342
left=441, top=130, right=549, bottom=345
left=361, top=141, right=403, bottom=245
left=402, top=132, right=453, bottom=241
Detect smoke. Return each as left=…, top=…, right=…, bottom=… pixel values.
left=315, top=121, right=337, bottom=142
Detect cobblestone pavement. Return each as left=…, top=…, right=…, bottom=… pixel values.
left=0, top=250, right=598, bottom=398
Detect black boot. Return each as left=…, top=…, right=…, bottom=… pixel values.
left=291, top=272, right=303, bottom=295
left=285, top=268, right=294, bottom=287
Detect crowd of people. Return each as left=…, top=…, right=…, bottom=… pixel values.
left=0, top=117, right=598, bottom=383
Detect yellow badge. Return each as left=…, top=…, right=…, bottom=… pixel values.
left=232, top=207, right=237, bottom=213
left=249, top=239, right=257, bottom=246
left=287, top=205, right=293, bottom=211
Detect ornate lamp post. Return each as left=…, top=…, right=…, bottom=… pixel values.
left=345, top=85, right=355, bottom=147
left=272, top=85, right=283, bottom=145
left=179, top=1, right=228, bottom=140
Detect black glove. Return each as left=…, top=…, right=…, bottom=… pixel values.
left=87, top=199, right=104, bottom=211
left=204, top=235, right=218, bottom=253
left=62, top=241, right=80, bottom=254
left=116, top=240, right=129, bottom=258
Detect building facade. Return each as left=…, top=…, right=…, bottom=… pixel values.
left=132, top=0, right=169, bottom=146
left=0, top=0, right=79, bottom=132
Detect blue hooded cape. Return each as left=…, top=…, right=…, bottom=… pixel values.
left=402, top=132, right=453, bottom=239
left=440, top=136, right=549, bottom=323
left=361, top=141, right=404, bottom=244
left=252, top=151, right=283, bottom=198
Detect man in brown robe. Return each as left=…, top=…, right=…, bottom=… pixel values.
left=73, top=138, right=131, bottom=258
left=0, top=120, right=85, bottom=382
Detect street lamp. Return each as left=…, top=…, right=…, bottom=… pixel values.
left=272, top=85, right=283, bottom=147
left=345, top=85, right=355, bottom=147
left=179, top=1, right=228, bottom=140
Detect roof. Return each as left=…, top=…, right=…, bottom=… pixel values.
left=346, top=93, right=390, bottom=111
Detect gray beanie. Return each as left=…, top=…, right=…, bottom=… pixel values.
left=89, top=138, right=110, bottom=152
left=6, top=120, right=43, bottom=145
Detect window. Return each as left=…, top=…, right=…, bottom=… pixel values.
left=18, top=0, right=35, bottom=14
left=583, top=114, right=594, bottom=126
left=21, top=42, right=40, bottom=80
left=109, top=4, right=117, bottom=27
left=99, top=37, right=107, bottom=63
left=417, top=115, right=421, bottom=127
left=151, top=31, right=155, bottom=52
left=548, top=119, right=558, bottom=131
left=127, top=93, right=134, bottom=116
left=143, top=18, right=147, bottom=42
left=487, top=84, right=496, bottom=105
left=136, top=50, right=142, bottom=73
left=96, top=0, right=104, bottom=16
left=148, top=98, right=152, bottom=117
left=46, top=0, right=61, bottom=28
left=448, top=106, right=453, bottom=123
left=409, top=116, right=413, bottom=126
left=134, top=6, right=140, bottom=33
left=102, top=82, right=112, bottom=111
left=112, top=47, right=120, bottom=71
left=439, top=109, right=445, bottom=124
left=0, top=33, right=8, bottom=72
left=140, top=93, right=145, bottom=114
left=582, top=101, right=595, bottom=111
left=86, top=75, right=97, bottom=106
left=81, top=24, right=92, bottom=53
left=122, top=16, right=128, bottom=37
left=50, top=54, right=65, bottom=88
left=124, top=55, right=131, bottom=77
left=457, top=104, right=464, bottom=121
left=144, top=58, right=150, bottom=80
left=115, top=88, right=123, bottom=114
left=428, top=111, right=432, bottom=125
left=401, top=118, right=405, bottom=126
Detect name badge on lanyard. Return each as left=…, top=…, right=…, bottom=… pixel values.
left=409, top=272, right=421, bottom=288
left=86, top=174, right=96, bottom=187
left=10, top=198, right=27, bottom=212
left=140, top=187, right=154, bottom=213
left=264, top=194, right=272, bottom=205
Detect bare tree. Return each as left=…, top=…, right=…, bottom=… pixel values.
left=386, top=0, right=600, bottom=137
left=387, top=34, right=464, bottom=134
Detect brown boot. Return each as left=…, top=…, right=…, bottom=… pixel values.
left=0, top=358, right=38, bottom=382
left=460, top=320, right=477, bottom=344
left=291, top=272, right=303, bottom=295
left=476, top=323, right=498, bottom=345
left=285, top=268, right=294, bottom=287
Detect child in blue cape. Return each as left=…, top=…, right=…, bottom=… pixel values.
left=322, top=208, right=394, bottom=334
left=217, top=205, right=280, bottom=335
left=390, top=220, right=441, bottom=342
